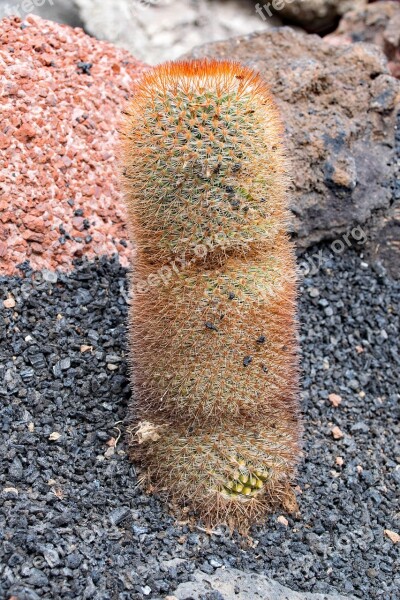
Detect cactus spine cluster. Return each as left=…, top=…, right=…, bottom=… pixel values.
left=121, top=60, right=300, bottom=530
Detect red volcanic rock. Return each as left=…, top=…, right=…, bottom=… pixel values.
left=0, top=15, right=147, bottom=275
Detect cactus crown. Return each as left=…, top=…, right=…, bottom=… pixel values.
left=122, top=59, right=288, bottom=266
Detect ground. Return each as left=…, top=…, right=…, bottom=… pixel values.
left=1, top=247, right=399, bottom=599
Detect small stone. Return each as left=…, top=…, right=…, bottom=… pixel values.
left=336, top=457, right=344, bottom=466
left=132, top=524, right=148, bottom=537
left=42, top=269, right=58, bottom=283
left=72, top=216, right=84, bottom=230
left=27, top=567, right=48, bottom=587
left=9, top=457, right=23, bottom=480
left=66, top=552, right=82, bottom=569
left=107, top=363, right=118, bottom=371
left=277, top=515, right=288, bottom=527
left=80, top=345, right=93, bottom=353
left=210, top=558, right=223, bottom=568
left=77, top=61, right=93, bottom=75
left=20, top=368, right=35, bottom=383
left=348, top=379, right=359, bottom=391
left=141, top=586, right=152, bottom=596
left=331, top=426, right=344, bottom=440
left=53, top=362, right=62, bottom=377
left=31, top=242, right=44, bottom=254
left=105, top=354, right=122, bottom=363
left=42, top=546, right=60, bottom=568
left=60, top=357, right=71, bottom=370
left=29, top=353, right=46, bottom=370
left=384, top=530, right=399, bottom=544
left=15, top=122, right=36, bottom=141
left=3, top=297, right=16, bottom=309
left=49, top=432, right=61, bottom=441
left=22, top=230, right=44, bottom=244
left=200, top=561, right=214, bottom=575
left=109, top=506, right=131, bottom=526
left=308, top=287, right=320, bottom=297
left=243, top=356, right=253, bottom=367
left=328, top=393, right=342, bottom=407
left=3, top=487, right=19, bottom=496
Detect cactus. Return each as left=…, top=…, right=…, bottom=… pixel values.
left=121, top=59, right=300, bottom=530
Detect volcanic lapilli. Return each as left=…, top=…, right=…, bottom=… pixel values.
left=121, top=59, right=301, bottom=530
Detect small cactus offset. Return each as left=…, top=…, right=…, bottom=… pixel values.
left=121, top=60, right=300, bottom=530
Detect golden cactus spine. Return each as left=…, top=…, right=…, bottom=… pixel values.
left=121, top=59, right=300, bottom=530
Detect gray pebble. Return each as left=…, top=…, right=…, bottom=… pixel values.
left=42, top=270, right=58, bottom=283
left=66, top=553, right=82, bottom=569
left=109, top=506, right=131, bottom=526
left=9, top=457, right=23, bottom=480
left=60, top=357, right=71, bottom=370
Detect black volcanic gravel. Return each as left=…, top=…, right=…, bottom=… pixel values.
left=0, top=249, right=399, bottom=600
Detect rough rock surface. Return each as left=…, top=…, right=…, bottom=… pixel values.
left=275, top=0, right=367, bottom=33
left=74, top=0, right=281, bottom=65
left=327, top=0, right=400, bottom=79
left=171, top=567, right=354, bottom=599
left=184, top=28, right=400, bottom=264
left=2, top=18, right=400, bottom=276
left=0, top=247, right=399, bottom=598
left=0, top=15, right=147, bottom=276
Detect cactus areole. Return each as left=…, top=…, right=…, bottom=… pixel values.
left=121, top=59, right=301, bottom=530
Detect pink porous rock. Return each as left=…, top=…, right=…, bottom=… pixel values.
left=0, top=14, right=148, bottom=275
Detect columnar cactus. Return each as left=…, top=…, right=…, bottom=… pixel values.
left=121, top=60, right=300, bottom=530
